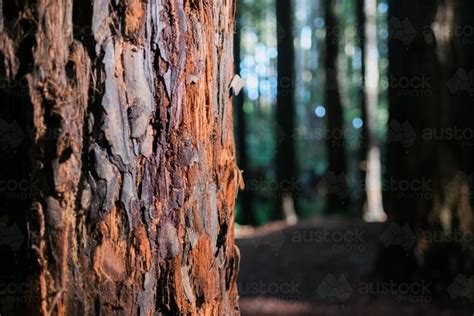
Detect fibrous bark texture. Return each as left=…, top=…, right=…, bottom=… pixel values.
left=0, top=0, right=240, bottom=315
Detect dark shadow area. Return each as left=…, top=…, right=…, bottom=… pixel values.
left=234, top=0, right=474, bottom=314
left=0, top=0, right=36, bottom=312
left=237, top=219, right=472, bottom=315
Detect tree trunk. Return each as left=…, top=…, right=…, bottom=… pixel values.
left=324, top=0, right=348, bottom=213
left=356, top=0, right=369, bottom=217
left=0, top=0, right=240, bottom=314
left=457, top=1, right=474, bottom=204
left=384, top=0, right=473, bottom=288
left=356, top=0, right=367, bottom=216
left=234, top=6, right=255, bottom=226
left=359, top=0, right=386, bottom=222
left=276, top=0, right=298, bottom=223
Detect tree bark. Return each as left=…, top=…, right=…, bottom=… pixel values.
left=276, top=0, right=298, bottom=223
left=0, top=0, right=240, bottom=314
left=324, top=0, right=349, bottom=213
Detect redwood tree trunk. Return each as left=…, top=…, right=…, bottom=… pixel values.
left=0, top=0, right=240, bottom=314
left=359, top=0, right=385, bottom=222
left=356, top=0, right=368, bottom=216
left=276, top=0, right=298, bottom=222
left=234, top=5, right=255, bottom=226
left=325, top=0, right=348, bottom=213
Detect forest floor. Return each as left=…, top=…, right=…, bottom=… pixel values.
left=236, top=218, right=472, bottom=316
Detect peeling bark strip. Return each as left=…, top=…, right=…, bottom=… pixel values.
left=1, top=0, right=240, bottom=314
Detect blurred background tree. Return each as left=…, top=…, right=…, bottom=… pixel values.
left=234, top=0, right=389, bottom=225
left=235, top=0, right=474, bottom=312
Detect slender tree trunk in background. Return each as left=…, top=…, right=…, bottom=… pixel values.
left=383, top=0, right=473, bottom=289
left=234, top=6, right=255, bottom=226
left=324, top=0, right=349, bottom=213
left=457, top=1, right=474, bottom=204
left=445, top=0, right=474, bottom=286
left=356, top=0, right=368, bottom=217
left=360, top=0, right=386, bottom=222
left=0, top=0, right=240, bottom=314
left=276, top=0, right=298, bottom=223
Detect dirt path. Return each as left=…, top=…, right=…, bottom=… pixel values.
left=236, top=218, right=472, bottom=316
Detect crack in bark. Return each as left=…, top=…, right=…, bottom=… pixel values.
left=1, top=0, right=240, bottom=314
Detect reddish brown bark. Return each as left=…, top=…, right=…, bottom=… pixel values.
left=0, top=0, right=240, bottom=314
